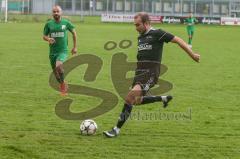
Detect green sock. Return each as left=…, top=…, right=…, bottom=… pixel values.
left=188, top=38, right=192, bottom=45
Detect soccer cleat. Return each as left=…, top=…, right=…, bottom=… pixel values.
left=188, top=44, right=192, bottom=49
left=162, top=95, right=173, bottom=108
left=60, top=82, right=68, bottom=96
left=103, top=127, right=120, bottom=138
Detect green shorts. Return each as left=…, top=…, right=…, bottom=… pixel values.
left=187, top=27, right=195, bottom=36
left=49, top=52, right=68, bottom=69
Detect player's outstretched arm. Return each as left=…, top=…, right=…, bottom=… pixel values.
left=70, top=29, right=77, bottom=55
left=195, top=18, right=198, bottom=23
left=171, top=36, right=200, bottom=62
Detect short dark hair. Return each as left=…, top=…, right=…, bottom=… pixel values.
left=134, top=12, right=151, bottom=24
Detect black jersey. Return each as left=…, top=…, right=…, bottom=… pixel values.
left=137, top=28, right=174, bottom=62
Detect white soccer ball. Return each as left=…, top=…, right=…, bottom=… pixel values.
left=80, top=119, right=97, bottom=135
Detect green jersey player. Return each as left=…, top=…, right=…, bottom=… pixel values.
left=184, top=13, right=198, bottom=48
left=43, top=6, right=77, bottom=96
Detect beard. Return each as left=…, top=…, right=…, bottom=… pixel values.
left=53, top=15, right=60, bottom=21
left=139, top=28, right=146, bottom=34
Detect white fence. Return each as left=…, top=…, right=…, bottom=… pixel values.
left=29, top=0, right=240, bottom=18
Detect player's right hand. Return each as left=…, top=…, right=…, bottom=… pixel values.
left=71, top=47, right=77, bottom=55
left=192, top=53, right=200, bottom=62
left=48, top=38, right=55, bottom=44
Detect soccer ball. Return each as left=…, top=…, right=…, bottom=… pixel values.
left=80, top=119, right=97, bottom=135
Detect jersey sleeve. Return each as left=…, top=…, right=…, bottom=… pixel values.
left=43, top=23, right=50, bottom=36
left=156, top=29, right=175, bottom=43
left=67, top=21, right=75, bottom=32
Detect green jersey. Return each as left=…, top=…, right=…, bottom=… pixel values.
left=184, top=17, right=197, bottom=29
left=43, top=18, right=75, bottom=54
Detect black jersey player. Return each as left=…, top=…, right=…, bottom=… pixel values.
left=103, top=12, right=200, bottom=138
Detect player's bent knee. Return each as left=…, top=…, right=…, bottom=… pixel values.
left=125, top=91, right=136, bottom=105
left=125, top=91, right=142, bottom=105
left=125, top=95, right=134, bottom=105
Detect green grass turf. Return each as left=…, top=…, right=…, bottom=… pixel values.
left=0, top=17, right=240, bottom=159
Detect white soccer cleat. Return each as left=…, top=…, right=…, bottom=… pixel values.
left=103, top=127, right=120, bottom=138
left=162, top=95, right=173, bottom=108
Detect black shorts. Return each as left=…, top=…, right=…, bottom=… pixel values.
left=132, top=61, right=160, bottom=95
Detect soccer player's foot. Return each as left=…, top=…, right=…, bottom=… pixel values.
left=162, top=95, right=173, bottom=108
left=103, top=127, right=120, bottom=138
left=60, top=82, right=68, bottom=96
left=188, top=44, right=192, bottom=48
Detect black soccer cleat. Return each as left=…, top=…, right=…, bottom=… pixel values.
left=103, top=127, right=119, bottom=138
left=162, top=95, right=173, bottom=108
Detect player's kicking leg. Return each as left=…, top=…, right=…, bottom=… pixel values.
left=103, top=84, right=173, bottom=138
left=141, top=95, right=173, bottom=108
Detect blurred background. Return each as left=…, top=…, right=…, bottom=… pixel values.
left=1, top=0, right=240, bottom=22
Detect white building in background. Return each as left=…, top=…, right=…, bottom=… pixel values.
left=4, top=0, right=240, bottom=17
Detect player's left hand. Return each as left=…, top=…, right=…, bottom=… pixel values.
left=71, top=47, right=77, bottom=55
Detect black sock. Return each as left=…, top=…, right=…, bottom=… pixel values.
left=59, top=72, right=64, bottom=83
left=141, top=96, right=162, bottom=105
left=116, top=103, right=132, bottom=129
left=55, top=76, right=61, bottom=83
left=54, top=69, right=63, bottom=84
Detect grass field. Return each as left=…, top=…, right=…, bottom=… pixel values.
left=0, top=16, right=240, bottom=159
